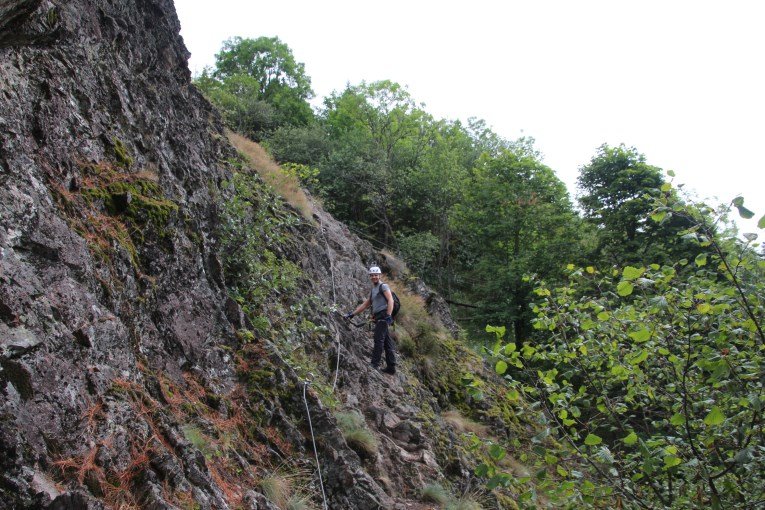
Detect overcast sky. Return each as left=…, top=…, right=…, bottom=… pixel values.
left=174, top=0, right=764, bottom=232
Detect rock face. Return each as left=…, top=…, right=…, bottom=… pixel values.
left=0, top=1, right=519, bottom=509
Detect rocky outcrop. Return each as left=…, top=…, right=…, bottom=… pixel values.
left=0, top=1, right=526, bottom=509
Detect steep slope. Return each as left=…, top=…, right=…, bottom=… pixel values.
left=0, top=1, right=553, bottom=509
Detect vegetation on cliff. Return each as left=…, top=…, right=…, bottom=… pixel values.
left=194, top=35, right=765, bottom=509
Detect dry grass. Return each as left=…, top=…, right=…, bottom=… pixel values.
left=335, top=411, right=379, bottom=458
left=226, top=130, right=315, bottom=222
left=380, top=249, right=408, bottom=279
left=259, top=467, right=318, bottom=510
left=421, top=483, right=451, bottom=505
left=442, top=410, right=490, bottom=438
left=52, top=445, right=102, bottom=486
left=82, top=399, right=104, bottom=432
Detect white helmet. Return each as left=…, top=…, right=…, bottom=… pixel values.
left=368, top=266, right=382, bottom=275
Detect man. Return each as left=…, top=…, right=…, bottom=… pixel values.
left=345, top=266, right=396, bottom=375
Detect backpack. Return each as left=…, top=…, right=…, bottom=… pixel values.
left=391, top=291, right=401, bottom=319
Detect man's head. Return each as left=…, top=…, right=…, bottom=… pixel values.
left=368, top=266, right=382, bottom=283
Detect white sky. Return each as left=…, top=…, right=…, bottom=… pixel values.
left=174, top=0, right=764, bottom=232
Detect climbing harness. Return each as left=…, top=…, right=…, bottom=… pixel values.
left=303, top=380, right=328, bottom=510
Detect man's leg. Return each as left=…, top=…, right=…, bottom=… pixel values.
left=371, top=320, right=386, bottom=368
left=383, top=329, right=396, bottom=372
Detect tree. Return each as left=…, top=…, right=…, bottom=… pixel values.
left=194, top=36, right=314, bottom=138
left=486, top=191, right=765, bottom=508
left=453, top=149, right=581, bottom=342
left=578, top=144, right=670, bottom=265
left=320, top=80, right=434, bottom=245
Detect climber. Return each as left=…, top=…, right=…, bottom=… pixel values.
left=345, top=266, right=396, bottom=375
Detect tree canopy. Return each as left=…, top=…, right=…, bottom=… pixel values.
left=195, top=36, right=314, bottom=138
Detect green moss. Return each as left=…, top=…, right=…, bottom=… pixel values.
left=112, top=138, right=133, bottom=169
left=46, top=7, right=59, bottom=27
left=236, top=329, right=256, bottom=343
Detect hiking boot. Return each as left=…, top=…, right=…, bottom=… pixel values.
left=382, top=366, right=396, bottom=375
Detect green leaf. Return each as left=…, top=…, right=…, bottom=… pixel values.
left=611, top=365, right=628, bottom=377
left=651, top=211, right=667, bottom=222
left=628, top=327, right=651, bottom=343
left=617, top=281, right=634, bottom=296
left=495, top=360, right=508, bottom=375
left=695, top=253, right=707, bottom=267
left=664, top=455, right=682, bottom=468
left=489, top=444, right=506, bottom=461
left=660, top=182, right=672, bottom=192
left=622, top=266, right=644, bottom=281
left=597, top=311, right=611, bottom=321
left=628, top=349, right=649, bottom=365
left=485, top=324, right=506, bottom=338
left=584, top=433, right=602, bottom=446
left=670, top=413, right=686, bottom=426
left=487, top=473, right=511, bottom=489
left=733, top=198, right=755, bottom=219
left=758, top=214, right=765, bottom=229
left=623, top=432, right=638, bottom=445
left=704, top=406, right=725, bottom=427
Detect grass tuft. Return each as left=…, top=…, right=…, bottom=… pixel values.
left=335, top=411, right=379, bottom=457
left=442, top=410, right=490, bottom=438
left=421, top=483, right=450, bottom=505
left=259, top=467, right=317, bottom=510
left=226, top=130, right=314, bottom=222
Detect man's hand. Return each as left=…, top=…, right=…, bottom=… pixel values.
left=344, top=312, right=354, bottom=319
left=385, top=315, right=393, bottom=325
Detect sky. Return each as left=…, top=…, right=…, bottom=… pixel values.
left=174, top=0, right=764, bottom=232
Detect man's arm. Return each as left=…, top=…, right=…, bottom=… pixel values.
left=383, top=290, right=393, bottom=317
left=351, top=298, right=371, bottom=316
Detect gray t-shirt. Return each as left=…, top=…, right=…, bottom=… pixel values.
left=370, top=283, right=391, bottom=314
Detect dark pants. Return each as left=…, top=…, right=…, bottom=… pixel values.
left=371, top=313, right=396, bottom=368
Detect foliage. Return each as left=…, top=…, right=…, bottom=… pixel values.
left=452, top=149, right=582, bottom=342
left=194, top=36, right=314, bottom=139
left=219, top=170, right=302, bottom=321
left=264, top=124, right=331, bottom=168
left=577, top=144, right=698, bottom=267
left=486, top=191, right=765, bottom=508
left=397, top=231, right=440, bottom=277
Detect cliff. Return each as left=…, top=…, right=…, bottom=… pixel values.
left=0, top=1, right=539, bottom=508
